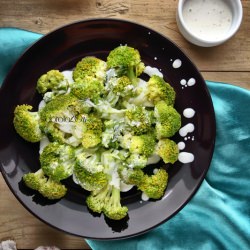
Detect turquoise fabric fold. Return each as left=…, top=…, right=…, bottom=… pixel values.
left=0, top=28, right=249, bottom=250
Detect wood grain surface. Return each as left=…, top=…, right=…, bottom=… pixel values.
left=0, top=0, right=249, bottom=249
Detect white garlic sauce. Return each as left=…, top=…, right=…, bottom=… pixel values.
left=141, top=192, right=150, bottom=201
left=179, top=123, right=195, bottom=137
left=172, top=59, right=182, bottom=69
left=144, top=66, right=163, bottom=77
left=183, top=108, right=195, bottom=118
left=182, top=0, right=233, bottom=41
left=187, top=78, right=196, bottom=86
left=120, top=181, right=134, bottom=192
left=178, top=141, right=186, bottom=150
left=178, top=152, right=194, bottom=164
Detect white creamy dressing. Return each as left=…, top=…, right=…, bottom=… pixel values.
left=179, top=123, right=195, bottom=137
left=183, top=0, right=232, bottom=41
left=144, top=66, right=163, bottom=77
left=62, top=70, right=74, bottom=84
left=180, top=79, right=187, bottom=86
left=183, top=108, right=195, bottom=118
left=178, top=141, right=186, bottom=150
left=172, top=59, right=182, bottom=69
left=178, top=152, right=194, bottom=164
left=120, top=181, right=134, bottom=192
left=187, top=78, right=196, bottom=86
left=141, top=192, right=150, bottom=201
left=39, top=136, right=50, bottom=154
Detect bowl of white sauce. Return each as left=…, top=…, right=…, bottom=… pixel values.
left=176, top=0, right=243, bottom=47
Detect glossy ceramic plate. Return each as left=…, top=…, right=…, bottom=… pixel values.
left=0, top=19, right=216, bottom=239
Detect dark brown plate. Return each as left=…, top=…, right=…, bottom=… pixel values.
left=0, top=19, right=215, bottom=239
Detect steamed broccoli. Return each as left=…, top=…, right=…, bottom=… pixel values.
left=22, top=168, right=47, bottom=190
left=86, top=183, right=111, bottom=213
left=118, top=166, right=144, bottom=185
left=107, top=45, right=145, bottom=84
left=23, top=168, right=67, bottom=200
left=120, top=133, right=156, bottom=157
left=86, top=183, right=128, bottom=220
left=155, top=138, right=179, bottom=164
left=104, top=76, right=135, bottom=106
left=73, top=56, right=107, bottom=83
left=39, top=94, right=83, bottom=146
left=85, top=99, right=126, bottom=120
left=13, top=46, right=181, bottom=220
left=73, top=162, right=108, bottom=192
left=76, top=151, right=104, bottom=173
left=138, top=168, right=168, bottom=199
left=102, top=185, right=128, bottom=220
left=126, top=153, right=148, bottom=169
left=36, top=70, right=68, bottom=94
left=71, top=78, right=104, bottom=103
left=39, top=178, right=67, bottom=200
left=124, top=104, right=154, bottom=135
left=101, top=120, right=126, bottom=148
left=154, top=101, right=181, bottom=139
left=129, top=75, right=176, bottom=107
left=13, top=104, right=42, bottom=142
left=40, top=142, right=75, bottom=181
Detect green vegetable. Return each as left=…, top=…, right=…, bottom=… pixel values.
left=13, top=45, right=182, bottom=220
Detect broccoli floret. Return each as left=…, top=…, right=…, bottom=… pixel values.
left=86, top=183, right=111, bottom=213
left=120, top=134, right=156, bottom=157
left=105, top=76, right=136, bottom=106
left=40, top=142, right=75, bottom=181
left=13, top=104, right=43, bottom=143
left=37, top=70, right=67, bottom=94
left=23, top=168, right=67, bottom=200
left=101, top=120, right=126, bottom=148
left=102, top=185, right=128, bottom=220
left=118, top=166, right=144, bottom=185
left=155, top=138, right=179, bottom=164
left=22, top=168, right=47, bottom=190
left=107, top=45, right=145, bottom=84
left=126, top=153, right=148, bottom=169
left=73, top=163, right=108, bottom=192
left=73, top=56, right=107, bottom=83
left=154, top=101, right=181, bottom=139
left=39, top=178, right=67, bottom=200
left=129, top=75, right=176, bottom=107
left=76, top=151, right=104, bottom=173
left=39, top=94, right=83, bottom=146
left=138, top=168, right=168, bottom=199
left=71, top=78, right=104, bottom=103
left=85, top=99, right=126, bottom=120
left=124, top=104, right=154, bottom=135
left=73, top=113, right=103, bottom=149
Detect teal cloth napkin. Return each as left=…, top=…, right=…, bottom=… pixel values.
left=0, top=28, right=249, bottom=250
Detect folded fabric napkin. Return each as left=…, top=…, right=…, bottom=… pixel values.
left=0, top=28, right=249, bottom=250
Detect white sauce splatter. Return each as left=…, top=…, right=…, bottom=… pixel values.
left=153, top=168, right=159, bottom=174
left=144, top=66, right=163, bottom=77
left=179, top=123, right=195, bottom=137
left=178, top=152, right=194, bottom=164
left=172, top=59, right=182, bottom=69
left=183, top=108, right=195, bottom=118
left=62, top=70, right=74, bottom=84
left=141, top=192, right=150, bottom=201
left=187, top=78, right=196, bottom=86
left=178, top=141, right=186, bottom=150
left=120, top=181, right=134, bottom=192
left=180, top=79, right=187, bottom=85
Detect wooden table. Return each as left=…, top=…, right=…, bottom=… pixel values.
left=0, top=0, right=249, bottom=249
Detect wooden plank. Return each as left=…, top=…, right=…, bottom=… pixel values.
left=0, top=0, right=249, bottom=72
